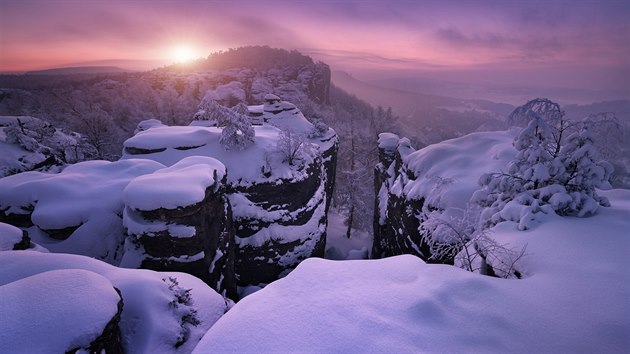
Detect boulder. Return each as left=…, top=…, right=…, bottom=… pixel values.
left=0, top=269, right=123, bottom=354
left=0, top=222, right=31, bottom=251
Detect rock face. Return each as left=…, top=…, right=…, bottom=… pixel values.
left=373, top=131, right=520, bottom=264
left=372, top=133, right=428, bottom=260
left=67, top=287, right=125, bottom=354
left=121, top=156, right=236, bottom=299
left=232, top=154, right=330, bottom=285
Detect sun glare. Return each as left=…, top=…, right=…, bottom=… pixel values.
left=171, top=46, right=197, bottom=63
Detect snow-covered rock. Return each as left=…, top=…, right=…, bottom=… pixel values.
left=0, top=251, right=230, bottom=354
left=194, top=188, right=630, bottom=352
left=0, top=159, right=165, bottom=263
left=123, top=102, right=338, bottom=289
left=0, top=222, right=30, bottom=251
left=121, top=156, right=236, bottom=299
left=373, top=130, right=517, bottom=260
left=0, top=268, right=124, bottom=353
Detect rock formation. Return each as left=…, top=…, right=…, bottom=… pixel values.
left=372, top=133, right=427, bottom=259
left=123, top=97, right=338, bottom=289
left=121, top=156, right=237, bottom=299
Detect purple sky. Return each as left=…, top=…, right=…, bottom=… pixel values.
left=1, top=0, right=628, bottom=93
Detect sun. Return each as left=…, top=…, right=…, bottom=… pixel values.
left=171, top=46, right=197, bottom=63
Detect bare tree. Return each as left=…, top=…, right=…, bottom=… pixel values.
left=422, top=207, right=527, bottom=279
left=276, top=129, right=307, bottom=166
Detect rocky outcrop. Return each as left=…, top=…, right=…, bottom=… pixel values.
left=0, top=159, right=165, bottom=264
left=373, top=131, right=520, bottom=265
left=372, top=133, right=428, bottom=260
left=232, top=154, right=330, bottom=285
left=0, top=269, right=124, bottom=354
left=308, top=62, right=331, bottom=105
left=122, top=100, right=338, bottom=290
left=121, top=156, right=237, bottom=299
left=0, top=96, right=337, bottom=301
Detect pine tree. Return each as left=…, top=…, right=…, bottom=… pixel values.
left=557, top=127, right=612, bottom=216
left=474, top=107, right=613, bottom=229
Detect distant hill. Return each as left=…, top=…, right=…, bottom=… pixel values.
left=564, top=99, right=630, bottom=123
left=332, top=70, right=514, bottom=145
left=25, top=66, right=133, bottom=75
left=161, top=45, right=315, bottom=72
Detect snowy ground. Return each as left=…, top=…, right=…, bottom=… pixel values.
left=193, top=188, right=630, bottom=353
left=324, top=210, right=372, bottom=260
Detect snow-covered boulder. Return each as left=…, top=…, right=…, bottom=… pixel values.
left=1, top=268, right=124, bottom=353
left=0, top=251, right=230, bottom=354
left=0, top=159, right=165, bottom=263
left=121, top=156, right=237, bottom=299
left=0, top=222, right=31, bottom=251
left=123, top=107, right=338, bottom=289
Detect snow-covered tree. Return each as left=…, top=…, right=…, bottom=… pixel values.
left=474, top=109, right=612, bottom=229
left=508, top=114, right=558, bottom=189
left=556, top=127, right=612, bottom=216
left=194, top=97, right=234, bottom=125
left=194, top=97, right=255, bottom=150
left=218, top=105, right=255, bottom=151
left=308, top=118, right=329, bottom=138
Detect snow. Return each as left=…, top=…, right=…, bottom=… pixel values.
left=123, top=208, right=197, bottom=238
left=0, top=159, right=164, bottom=262
left=0, top=159, right=164, bottom=230
left=195, top=189, right=630, bottom=353
left=0, top=115, right=96, bottom=176
left=263, top=100, right=315, bottom=136
left=324, top=210, right=372, bottom=260
left=126, top=126, right=215, bottom=151
left=0, top=222, right=24, bottom=251
left=0, top=251, right=229, bottom=354
left=124, top=156, right=226, bottom=211
left=135, top=118, right=165, bottom=134
left=123, top=125, right=317, bottom=187
left=0, top=268, right=121, bottom=353
left=403, top=131, right=518, bottom=205
left=377, top=132, right=399, bottom=151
